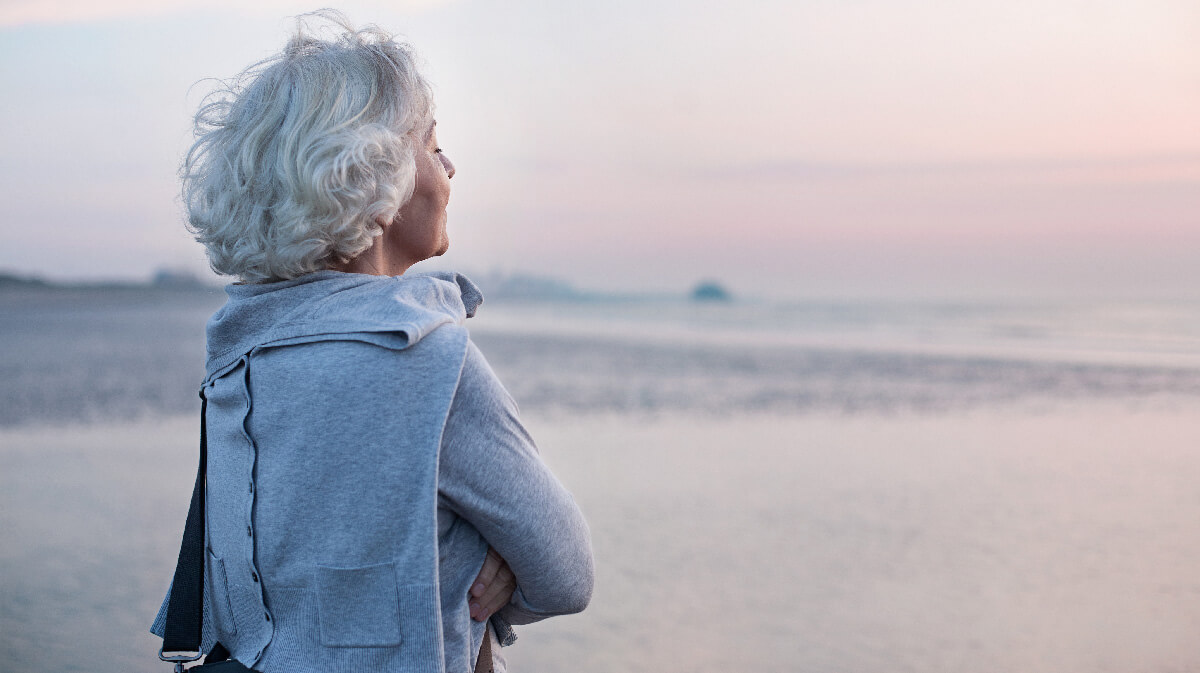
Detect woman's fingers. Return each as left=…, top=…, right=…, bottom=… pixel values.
left=476, top=561, right=515, bottom=616
left=470, top=548, right=502, bottom=598
left=470, top=551, right=516, bottom=621
left=473, top=579, right=515, bottom=621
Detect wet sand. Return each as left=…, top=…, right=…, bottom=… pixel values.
left=3, top=402, right=1200, bottom=672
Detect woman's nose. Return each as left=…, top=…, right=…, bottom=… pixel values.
left=440, top=153, right=456, bottom=179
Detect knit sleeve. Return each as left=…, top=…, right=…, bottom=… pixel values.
left=437, top=340, right=594, bottom=624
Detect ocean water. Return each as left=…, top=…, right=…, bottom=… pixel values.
left=3, top=286, right=1200, bottom=426
left=2, top=285, right=1200, bottom=672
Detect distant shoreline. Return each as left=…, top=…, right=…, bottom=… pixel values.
left=0, top=272, right=221, bottom=294
left=0, top=266, right=220, bottom=290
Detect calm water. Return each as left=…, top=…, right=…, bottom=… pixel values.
left=3, top=286, right=1200, bottom=427
left=2, top=285, right=1200, bottom=672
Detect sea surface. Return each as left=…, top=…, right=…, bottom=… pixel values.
left=3, top=286, right=1200, bottom=426
left=2, top=284, right=1199, bottom=672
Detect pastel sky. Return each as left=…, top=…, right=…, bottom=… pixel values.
left=0, top=0, right=1197, bottom=298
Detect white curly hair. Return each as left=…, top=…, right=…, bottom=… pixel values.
left=182, top=11, right=435, bottom=283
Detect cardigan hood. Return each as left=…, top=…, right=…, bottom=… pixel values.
left=204, top=270, right=483, bottom=380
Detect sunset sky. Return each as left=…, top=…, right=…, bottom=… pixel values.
left=0, top=0, right=1197, bottom=298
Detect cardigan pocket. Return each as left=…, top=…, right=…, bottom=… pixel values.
left=206, top=549, right=239, bottom=637
left=315, top=562, right=402, bottom=647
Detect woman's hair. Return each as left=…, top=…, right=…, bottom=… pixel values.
left=182, top=11, right=434, bottom=283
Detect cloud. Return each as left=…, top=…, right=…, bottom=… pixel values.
left=0, top=0, right=453, bottom=28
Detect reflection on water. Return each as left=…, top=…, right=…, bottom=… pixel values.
left=511, top=411, right=1200, bottom=673
left=4, top=409, right=1200, bottom=673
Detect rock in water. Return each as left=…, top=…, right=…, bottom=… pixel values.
left=690, top=281, right=731, bottom=302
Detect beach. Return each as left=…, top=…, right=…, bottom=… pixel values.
left=4, top=404, right=1200, bottom=672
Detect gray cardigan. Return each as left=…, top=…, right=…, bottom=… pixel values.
left=151, top=271, right=593, bottom=673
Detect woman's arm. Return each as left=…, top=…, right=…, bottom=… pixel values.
left=438, top=341, right=594, bottom=624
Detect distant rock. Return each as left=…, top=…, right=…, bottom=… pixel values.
left=690, top=280, right=732, bottom=302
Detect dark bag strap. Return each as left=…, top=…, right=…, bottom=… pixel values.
left=159, top=393, right=256, bottom=673
left=160, top=393, right=209, bottom=663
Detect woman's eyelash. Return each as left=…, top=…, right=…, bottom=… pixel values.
left=434, top=148, right=443, bottom=154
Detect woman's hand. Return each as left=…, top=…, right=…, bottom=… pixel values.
left=469, top=547, right=516, bottom=621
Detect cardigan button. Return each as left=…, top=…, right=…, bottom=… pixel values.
left=251, top=571, right=259, bottom=583
left=246, top=525, right=252, bottom=537
left=264, top=612, right=271, bottom=622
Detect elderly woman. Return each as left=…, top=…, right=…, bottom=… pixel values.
left=150, top=14, right=593, bottom=673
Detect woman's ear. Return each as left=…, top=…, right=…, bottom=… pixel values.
left=375, top=212, right=394, bottom=229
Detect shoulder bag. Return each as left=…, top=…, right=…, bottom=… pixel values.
left=157, top=394, right=255, bottom=672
